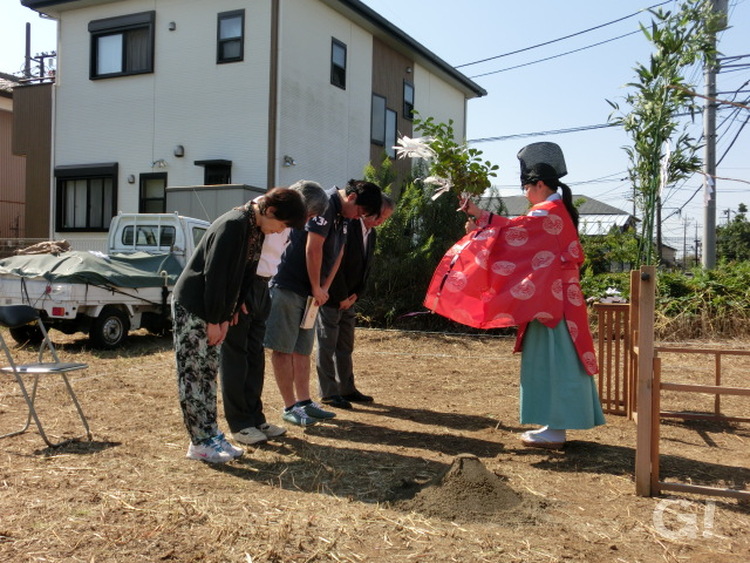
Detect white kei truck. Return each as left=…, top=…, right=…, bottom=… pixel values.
left=0, top=213, right=209, bottom=348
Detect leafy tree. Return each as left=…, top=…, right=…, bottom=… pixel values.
left=363, top=153, right=396, bottom=193
left=581, top=227, right=639, bottom=275
left=407, top=116, right=499, bottom=197
left=360, top=160, right=468, bottom=327
left=717, top=203, right=750, bottom=262
left=608, top=0, right=725, bottom=265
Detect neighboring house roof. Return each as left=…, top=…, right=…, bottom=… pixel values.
left=0, top=72, right=21, bottom=99
left=329, top=0, right=486, bottom=98
left=578, top=215, right=634, bottom=236
left=23, top=0, right=487, bottom=99
left=479, top=194, right=637, bottom=237
left=575, top=196, right=634, bottom=215
left=489, top=195, right=529, bottom=216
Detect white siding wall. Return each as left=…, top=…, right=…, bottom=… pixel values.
left=413, top=62, right=467, bottom=138
left=54, top=0, right=272, bottom=245
left=276, top=0, right=373, bottom=189
left=50, top=0, right=474, bottom=247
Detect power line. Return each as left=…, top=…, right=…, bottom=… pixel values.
left=468, top=83, right=746, bottom=145
left=718, top=112, right=750, bottom=166
left=455, top=0, right=672, bottom=69
left=468, top=107, right=714, bottom=144
left=468, top=122, right=617, bottom=144
left=469, top=31, right=642, bottom=79
left=718, top=54, right=750, bottom=62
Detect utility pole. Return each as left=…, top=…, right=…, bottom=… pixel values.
left=24, top=23, right=31, bottom=79
left=682, top=218, right=689, bottom=269
left=694, top=224, right=702, bottom=267
left=702, top=0, right=728, bottom=269
left=23, top=23, right=56, bottom=83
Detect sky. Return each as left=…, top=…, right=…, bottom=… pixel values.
left=2, top=1, right=748, bottom=257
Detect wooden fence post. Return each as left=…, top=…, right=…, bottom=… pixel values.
left=635, top=265, right=656, bottom=496
left=628, top=270, right=640, bottom=419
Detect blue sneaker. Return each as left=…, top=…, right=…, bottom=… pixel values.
left=282, top=405, right=317, bottom=427
left=302, top=401, right=336, bottom=420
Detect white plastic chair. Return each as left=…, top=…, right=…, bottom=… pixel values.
left=0, top=305, right=92, bottom=447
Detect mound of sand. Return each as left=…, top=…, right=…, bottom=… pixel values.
left=394, top=454, right=527, bottom=523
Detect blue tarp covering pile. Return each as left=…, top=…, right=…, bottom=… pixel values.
left=0, top=251, right=182, bottom=288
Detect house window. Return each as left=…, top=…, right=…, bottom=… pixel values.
left=55, top=163, right=118, bottom=232
left=139, top=172, right=166, bottom=213
left=89, top=11, right=155, bottom=79
left=195, top=159, right=232, bottom=185
left=385, top=109, right=397, bottom=158
left=403, top=81, right=415, bottom=120
left=217, top=10, right=245, bottom=63
left=371, top=94, right=386, bottom=145
left=331, top=39, right=346, bottom=89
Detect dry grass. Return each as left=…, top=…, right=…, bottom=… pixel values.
left=0, top=327, right=748, bottom=562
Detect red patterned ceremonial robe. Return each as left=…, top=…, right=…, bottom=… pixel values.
left=424, top=198, right=598, bottom=375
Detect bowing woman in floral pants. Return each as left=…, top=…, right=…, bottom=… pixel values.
left=172, top=188, right=306, bottom=463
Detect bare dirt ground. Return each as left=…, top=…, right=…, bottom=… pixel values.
left=0, top=328, right=748, bottom=562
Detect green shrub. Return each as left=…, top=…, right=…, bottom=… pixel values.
left=358, top=171, right=463, bottom=330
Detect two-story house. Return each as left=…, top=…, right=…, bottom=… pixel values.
left=22, top=0, right=486, bottom=250
left=0, top=72, right=26, bottom=240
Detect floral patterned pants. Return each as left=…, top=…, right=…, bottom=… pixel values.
left=173, top=301, right=220, bottom=445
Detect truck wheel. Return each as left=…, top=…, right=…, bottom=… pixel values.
left=90, top=306, right=130, bottom=349
left=9, top=324, right=44, bottom=345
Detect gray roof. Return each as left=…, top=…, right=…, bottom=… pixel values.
left=574, top=196, right=634, bottom=215
left=579, top=215, right=635, bottom=236
left=0, top=72, right=21, bottom=98
left=23, top=0, right=487, bottom=99
left=484, top=194, right=633, bottom=217
left=334, top=0, right=486, bottom=98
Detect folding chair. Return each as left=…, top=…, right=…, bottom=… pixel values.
left=0, top=305, right=92, bottom=447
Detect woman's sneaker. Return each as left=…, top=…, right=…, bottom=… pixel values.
left=214, top=433, right=244, bottom=458
left=186, top=438, right=234, bottom=463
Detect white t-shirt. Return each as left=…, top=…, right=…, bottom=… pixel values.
left=257, top=229, right=290, bottom=278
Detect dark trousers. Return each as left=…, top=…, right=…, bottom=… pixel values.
left=219, top=276, right=271, bottom=432
left=315, top=304, right=357, bottom=397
